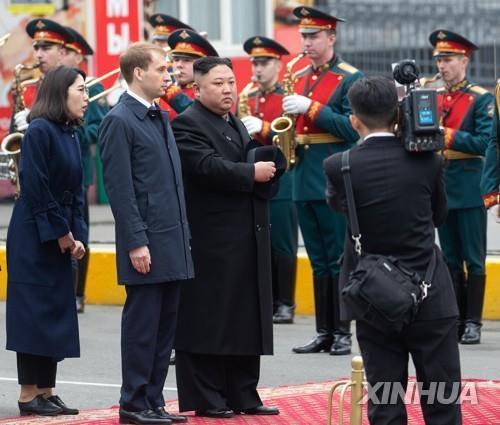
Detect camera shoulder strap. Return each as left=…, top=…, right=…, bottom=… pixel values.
left=340, top=150, right=437, bottom=289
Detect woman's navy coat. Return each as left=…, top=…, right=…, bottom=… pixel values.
left=6, top=118, right=87, bottom=359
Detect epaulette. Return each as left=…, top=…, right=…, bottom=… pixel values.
left=470, top=85, right=488, bottom=95
left=337, top=61, right=359, bottom=75
left=294, top=64, right=311, bottom=79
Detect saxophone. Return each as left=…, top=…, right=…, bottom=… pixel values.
left=271, top=51, right=306, bottom=169
left=237, top=77, right=257, bottom=118
left=0, top=62, right=39, bottom=194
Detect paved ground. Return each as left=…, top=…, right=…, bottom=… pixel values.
left=1, top=202, right=500, bottom=419
left=0, top=303, right=499, bottom=419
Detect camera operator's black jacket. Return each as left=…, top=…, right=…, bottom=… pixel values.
left=323, top=135, right=459, bottom=321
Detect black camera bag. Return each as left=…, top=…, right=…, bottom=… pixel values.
left=340, top=150, right=434, bottom=332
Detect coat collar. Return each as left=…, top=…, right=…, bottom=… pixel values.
left=120, top=92, right=170, bottom=122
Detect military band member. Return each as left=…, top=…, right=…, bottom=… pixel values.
left=12, top=19, right=73, bottom=133
left=148, top=13, right=194, bottom=116
left=429, top=29, right=494, bottom=345
left=482, top=81, right=500, bottom=212
left=282, top=7, right=362, bottom=355
left=61, top=27, right=109, bottom=314
left=240, top=36, right=298, bottom=324
left=162, top=29, right=218, bottom=118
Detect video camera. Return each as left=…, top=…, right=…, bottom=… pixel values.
left=393, top=60, right=444, bottom=152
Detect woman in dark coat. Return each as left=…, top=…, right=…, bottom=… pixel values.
left=6, top=66, right=88, bottom=416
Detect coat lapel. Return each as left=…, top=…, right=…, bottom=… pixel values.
left=192, top=101, right=245, bottom=160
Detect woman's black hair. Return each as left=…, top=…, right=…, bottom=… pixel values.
left=29, top=65, right=87, bottom=126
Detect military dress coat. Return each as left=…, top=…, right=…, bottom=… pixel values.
left=6, top=118, right=87, bottom=359
left=293, top=55, right=363, bottom=201
left=98, top=93, right=194, bottom=286
left=75, top=81, right=109, bottom=188
left=160, top=83, right=195, bottom=120
left=172, top=100, right=274, bottom=356
left=482, top=94, right=500, bottom=208
left=437, top=79, right=494, bottom=210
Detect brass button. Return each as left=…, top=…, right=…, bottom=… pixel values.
left=308, top=92, right=313, bottom=97
left=304, top=144, right=310, bottom=150
left=259, top=112, right=264, bottom=118
left=447, top=96, right=452, bottom=101
left=260, top=97, right=265, bottom=103
left=312, top=75, right=318, bottom=81
left=338, top=76, right=343, bottom=80
left=304, top=126, right=309, bottom=131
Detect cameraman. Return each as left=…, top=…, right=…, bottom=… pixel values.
left=323, top=76, right=461, bottom=425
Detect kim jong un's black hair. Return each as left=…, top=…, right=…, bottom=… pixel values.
left=193, top=56, right=233, bottom=76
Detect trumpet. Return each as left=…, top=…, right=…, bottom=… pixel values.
left=0, top=32, right=11, bottom=47
left=86, top=67, right=121, bottom=88
left=420, top=72, right=443, bottom=89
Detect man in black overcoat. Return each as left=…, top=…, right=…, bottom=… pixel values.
left=99, top=42, right=194, bottom=425
left=171, top=56, right=281, bottom=418
left=323, top=76, right=462, bottom=424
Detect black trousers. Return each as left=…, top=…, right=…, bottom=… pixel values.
left=175, top=351, right=262, bottom=412
left=356, top=317, right=462, bottom=425
left=17, top=353, right=57, bottom=388
left=120, top=282, right=180, bottom=412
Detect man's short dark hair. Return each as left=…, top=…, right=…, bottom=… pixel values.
left=347, top=76, right=398, bottom=130
left=193, top=57, right=233, bottom=77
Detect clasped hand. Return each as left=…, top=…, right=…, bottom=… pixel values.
left=58, top=232, right=85, bottom=260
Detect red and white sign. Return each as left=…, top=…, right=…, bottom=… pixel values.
left=91, top=0, right=143, bottom=87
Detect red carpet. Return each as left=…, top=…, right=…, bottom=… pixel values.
left=1, top=380, right=499, bottom=424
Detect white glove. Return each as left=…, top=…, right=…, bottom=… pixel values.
left=241, top=115, right=263, bottom=135
left=282, top=94, right=312, bottom=115
left=14, top=108, right=29, bottom=132
left=488, top=204, right=500, bottom=223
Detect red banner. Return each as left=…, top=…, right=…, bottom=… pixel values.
left=91, top=0, right=143, bottom=88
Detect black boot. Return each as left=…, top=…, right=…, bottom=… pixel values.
left=75, top=248, right=90, bottom=313
left=330, top=275, right=351, bottom=355
left=273, top=254, right=297, bottom=324
left=460, top=274, right=486, bottom=345
left=292, top=275, right=333, bottom=353
left=450, top=270, right=466, bottom=340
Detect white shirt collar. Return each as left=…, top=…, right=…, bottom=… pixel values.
left=127, top=89, right=153, bottom=108
left=363, top=131, right=395, bottom=141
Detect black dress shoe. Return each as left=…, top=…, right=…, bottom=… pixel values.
left=329, top=334, right=352, bottom=356
left=195, top=408, right=235, bottom=418
left=18, top=394, right=62, bottom=416
left=153, top=407, right=187, bottom=423
left=119, top=408, right=172, bottom=424
left=292, top=334, right=333, bottom=353
left=273, top=304, right=295, bottom=324
left=460, top=322, right=482, bottom=344
left=47, top=395, right=79, bottom=415
left=237, top=405, right=280, bottom=415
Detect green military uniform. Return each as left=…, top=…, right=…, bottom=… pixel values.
left=482, top=81, right=500, bottom=208
left=430, top=29, right=494, bottom=344
left=64, top=26, right=109, bottom=312
left=240, top=35, right=298, bottom=323
left=287, top=7, right=363, bottom=355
